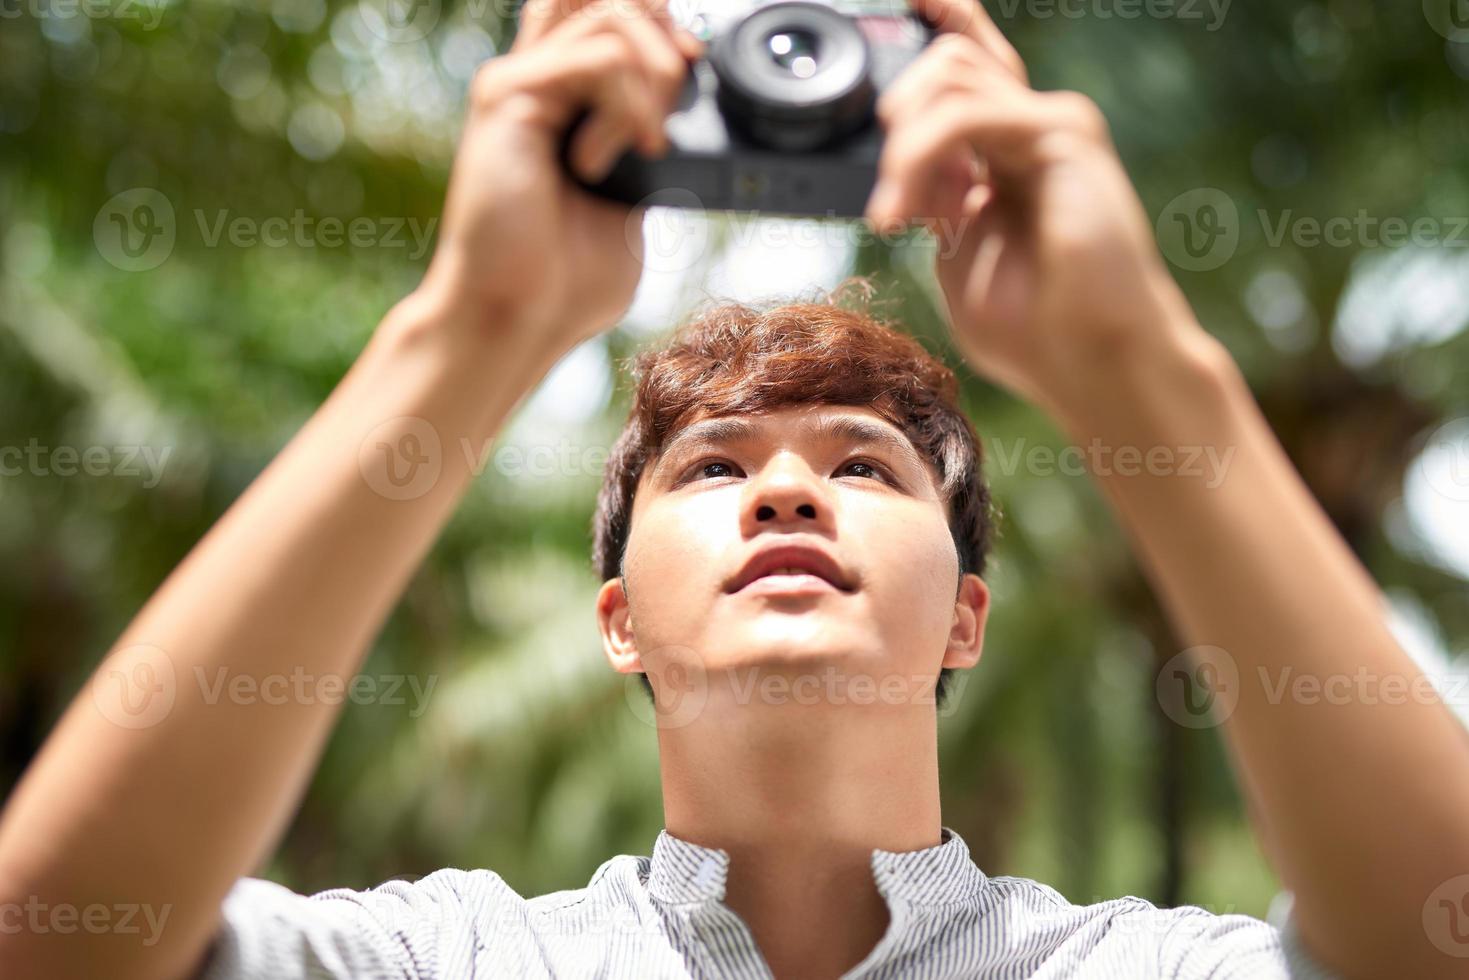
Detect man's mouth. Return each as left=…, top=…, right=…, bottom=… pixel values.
left=725, top=544, right=857, bottom=594
left=734, top=571, right=845, bottom=597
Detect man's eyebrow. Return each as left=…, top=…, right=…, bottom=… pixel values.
left=652, top=417, right=762, bottom=477
left=651, top=413, right=931, bottom=483
left=801, top=414, right=930, bottom=480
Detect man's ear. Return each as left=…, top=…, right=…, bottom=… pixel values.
left=942, top=573, right=989, bottom=670
left=596, top=578, right=642, bottom=674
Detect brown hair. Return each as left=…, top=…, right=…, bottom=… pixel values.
left=593, top=279, right=995, bottom=708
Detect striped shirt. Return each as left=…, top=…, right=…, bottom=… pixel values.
left=201, top=826, right=1342, bottom=978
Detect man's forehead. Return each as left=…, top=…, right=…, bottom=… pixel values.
left=657, top=404, right=901, bottom=455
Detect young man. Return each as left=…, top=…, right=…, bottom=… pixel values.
left=1, top=0, right=1466, bottom=977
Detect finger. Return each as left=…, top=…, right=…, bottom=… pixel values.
left=564, top=71, right=652, bottom=181
left=634, top=0, right=707, bottom=57
left=481, top=32, right=662, bottom=178
left=514, top=0, right=597, bottom=50
left=564, top=36, right=664, bottom=175
left=876, top=34, right=997, bottom=129
left=923, top=149, right=981, bottom=233
left=546, top=2, right=694, bottom=143
left=609, top=6, right=692, bottom=120
left=867, top=88, right=1107, bottom=225
left=905, top=0, right=1027, bottom=84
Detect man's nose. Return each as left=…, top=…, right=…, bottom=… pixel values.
left=740, top=457, right=835, bottom=533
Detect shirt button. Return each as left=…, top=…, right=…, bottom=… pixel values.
left=692, top=858, right=721, bottom=890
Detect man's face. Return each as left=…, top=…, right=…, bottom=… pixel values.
left=598, top=403, right=988, bottom=711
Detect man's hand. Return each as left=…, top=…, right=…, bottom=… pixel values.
left=0, top=9, right=705, bottom=980
left=420, top=0, right=701, bottom=350
left=866, top=0, right=1199, bottom=421
left=869, top=4, right=1469, bottom=978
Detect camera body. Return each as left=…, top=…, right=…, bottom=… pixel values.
left=566, top=0, right=934, bottom=217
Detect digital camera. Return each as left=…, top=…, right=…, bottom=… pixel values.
left=565, top=0, right=935, bottom=217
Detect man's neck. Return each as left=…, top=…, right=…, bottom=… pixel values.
left=657, top=690, right=944, bottom=980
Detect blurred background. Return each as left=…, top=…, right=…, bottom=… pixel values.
left=2, top=0, right=1468, bottom=923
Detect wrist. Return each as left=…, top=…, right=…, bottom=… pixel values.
left=1050, top=319, right=1243, bottom=445
left=363, top=284, right=572, bottom=442
left=391, top=257, right=562, bottom=357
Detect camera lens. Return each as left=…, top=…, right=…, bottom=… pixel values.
left=709, top=2, right=875, bottom=152
left=767, top=29, right=819, bottom=78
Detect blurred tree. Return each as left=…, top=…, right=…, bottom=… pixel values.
left=1, top=0, right=1465, bottom=919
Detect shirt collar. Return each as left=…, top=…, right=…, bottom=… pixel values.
left=646, top=825, right=987, bottom=908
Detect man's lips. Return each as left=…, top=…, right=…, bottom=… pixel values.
left=733, top=573, right=845, bottom=597
left=725, top=544, right=856, bottom=594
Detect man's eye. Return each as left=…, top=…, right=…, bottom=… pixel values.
left=839, top=459, right=887, bottom=481
left=690, top=459, right=739, bottom=480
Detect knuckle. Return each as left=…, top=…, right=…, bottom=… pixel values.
left=652, top=52, right=685, bottom=95
left=470, top=59, right=509, bottom=110
left=934, top=32, right=976, bottom=63
left=1050, top=91, right=1108, bottom=140
left=1002, top=49, right=1028, bottom=80
left=585, top=30, right=636, bottom=74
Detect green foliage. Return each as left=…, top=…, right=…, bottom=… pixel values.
left=2, top=0, right=1466, bottom=916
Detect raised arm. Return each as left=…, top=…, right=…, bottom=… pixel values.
left=869, top=1, right=1469, bottom=977
left=0, top=6, right=698, bottom=979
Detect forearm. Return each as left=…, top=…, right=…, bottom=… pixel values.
left=1045, top=324, right=1469, bottom=978
left=0, top=291, right=563, bottom=980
